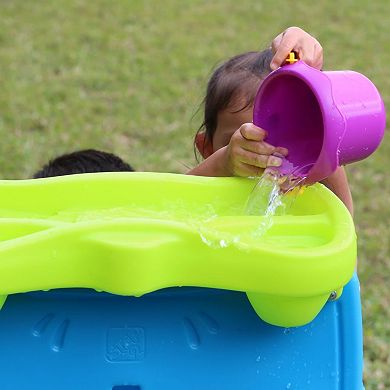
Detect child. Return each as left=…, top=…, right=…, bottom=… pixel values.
left=188, top=26, right=353, bottom=215
left=33, top=149, right=134, bottom=178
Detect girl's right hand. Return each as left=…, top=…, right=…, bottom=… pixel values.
left=223, top=123, right=288, bottom=177
left=270, top=26, right=323, bottom=71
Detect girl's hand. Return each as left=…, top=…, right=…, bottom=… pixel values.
left=223, top=123, right=288, bottom=177
left=270, top=26, right=323, bottom=71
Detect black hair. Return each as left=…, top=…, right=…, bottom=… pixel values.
left=195, top=48, right=273, bottom=156
left=33, top=149, right=134, bottom=178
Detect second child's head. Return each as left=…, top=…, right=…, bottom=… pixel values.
left=33, top=149, right=134, bottom=178
left=195, top=48, right=273, bottom=158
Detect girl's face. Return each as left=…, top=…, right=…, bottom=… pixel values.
left=212, top=104, right=253, bottom=152
left=195, top=96, right=254, bottom=160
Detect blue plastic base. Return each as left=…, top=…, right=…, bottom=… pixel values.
left=0, top=275, right=363, bottom=390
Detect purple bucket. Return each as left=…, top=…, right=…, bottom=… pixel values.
left=253, top=61, right=386, bottom=184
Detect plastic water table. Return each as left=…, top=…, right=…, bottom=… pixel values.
left=0, top=173, right=362, bottom=389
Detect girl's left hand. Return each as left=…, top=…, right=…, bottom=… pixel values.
left=270, top=26, right=323, bottom=71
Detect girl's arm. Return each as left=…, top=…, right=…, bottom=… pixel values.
left=320, top=166, right=353, bottom=215
left=187, top=147, right=230, bottom=177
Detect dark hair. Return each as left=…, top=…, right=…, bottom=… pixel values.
left=196, top=49, right=273, bottom=155
left=33, top=149, right=134, bottom=178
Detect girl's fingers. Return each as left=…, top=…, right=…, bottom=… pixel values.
left=234, top=162, right=264, bottom=177
left=239, top=139, right=288, bottom=157
left=275, top=146, right=289, bottom=156
left=297, top=42, right=323, bottom=69
left=270, top=32, right=283, bottom=59
left=298, top=44, right=315, bottom=67
left=311, top=43, right=324, bottom=70
left=270, top=31, right=297, bottom=70
left=237, top=149, right=283, bottom=169
left=239, top=123, right=267, bottom=141
left=239, top=139, right=276, bottom=155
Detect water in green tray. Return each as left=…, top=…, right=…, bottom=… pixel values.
left=40, top=170, right=306, bottom=250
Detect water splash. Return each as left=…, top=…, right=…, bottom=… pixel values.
left=244, top=165, right=307, bottom=239
left=245, top=170, right=284, bottom=238
left=197, top=165, right=306, bottom=248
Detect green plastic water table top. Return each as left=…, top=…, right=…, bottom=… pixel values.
left=0, top=172, right=356, bottom=326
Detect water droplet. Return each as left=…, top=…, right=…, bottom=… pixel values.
left=219, top=239, right=227, bottom=248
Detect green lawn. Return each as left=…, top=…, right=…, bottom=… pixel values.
left=0, top=1, right=389, bottom=388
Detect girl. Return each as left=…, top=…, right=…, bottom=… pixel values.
left=187, top=26, right=353, bottom=215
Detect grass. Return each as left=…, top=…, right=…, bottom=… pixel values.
left=0, top=0, right=389, bottom=388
